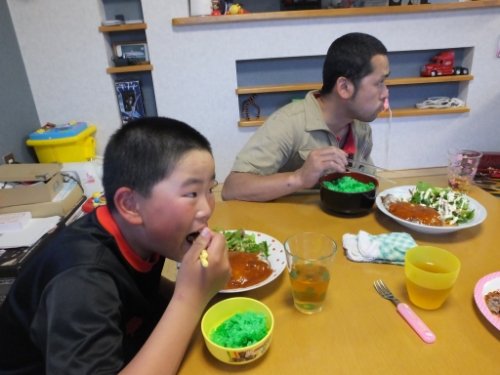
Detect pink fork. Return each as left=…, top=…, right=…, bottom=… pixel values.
left=374, top=279, right=436, bottom=344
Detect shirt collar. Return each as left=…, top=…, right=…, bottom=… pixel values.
left=304, top=91, right=330, bottom=132
left=96, top=206, right=159, bottom=273
left=304, top=91, right=357, bottom=154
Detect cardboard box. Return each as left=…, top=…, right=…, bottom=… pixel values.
left=0, top=179, right=84, bottom=218
left=0, top=164, right=64, bottom=208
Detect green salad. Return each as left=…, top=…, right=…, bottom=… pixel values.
left=409, top=182, right=475, bottom=225
left=221, top=229, right=269, bottom=257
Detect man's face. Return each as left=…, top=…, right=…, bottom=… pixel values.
left=134, top=149, right=217, bottom=261
left=350, top=54, right=390, bottom=122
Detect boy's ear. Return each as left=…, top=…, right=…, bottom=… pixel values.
left=113, top=187, right=143, bottom=225
left=335, top=76, right=355, bottom=99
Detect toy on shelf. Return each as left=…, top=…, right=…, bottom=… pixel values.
left=211, top=0, right=222, bottom=15
left=420, top=51, right=469, bottom=77
left=415, top=96, right=465, bottom=109
left=225, top=2, right=249, bottom=14
left=242, top=94, right=261, bottom=120
left=82, top=192, right=107, bottom=214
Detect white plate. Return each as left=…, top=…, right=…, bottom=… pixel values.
left=375, top=185, right=487, bottom=234
left=220, top=230, right=286, bottom=293
left=474, top=272, right=500, bottom=330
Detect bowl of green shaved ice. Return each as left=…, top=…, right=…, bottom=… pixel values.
left=201, top=297, right=274, bottom=365
left=319, top=172, right=378, bottom=215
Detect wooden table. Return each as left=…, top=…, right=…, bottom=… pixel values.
left=178, top=168, right=500, bottom=374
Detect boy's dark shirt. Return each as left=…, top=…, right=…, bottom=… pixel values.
left=0, top=206, right=166, bottom=374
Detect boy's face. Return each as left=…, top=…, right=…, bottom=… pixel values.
left=350, top=54, right=390, bottom=122
left=134, top=149, right=217, bottom=261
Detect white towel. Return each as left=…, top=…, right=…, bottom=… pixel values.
left=342, top=230, right=417, bottom=265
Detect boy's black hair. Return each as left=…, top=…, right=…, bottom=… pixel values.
left=103, top=116, right=212, bottom=212
left=320, top=32, right=388, bottom=96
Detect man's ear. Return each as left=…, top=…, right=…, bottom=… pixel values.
left=335, top=77, right=355, bottom=100
left=113, top=187, right=143, bottom=225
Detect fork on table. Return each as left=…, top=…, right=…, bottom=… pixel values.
left=373, top=279, right=436, bottom=344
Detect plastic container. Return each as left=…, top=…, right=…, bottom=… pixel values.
left=26, top=125, right=97, bottom=163
left=28, top=122, right=89, bottom=140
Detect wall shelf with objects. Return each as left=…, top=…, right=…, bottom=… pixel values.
left=99, top=0, right=157, bottom=123
left=172, top=1, right=500, bottom=26
left=236, top=48, right=473, bottom=127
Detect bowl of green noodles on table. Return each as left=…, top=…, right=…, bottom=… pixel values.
left=201, top=297, right=274, bottom=365
left=319, top=171, right=378, bottom=215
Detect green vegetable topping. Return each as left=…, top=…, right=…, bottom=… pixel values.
left=409, top=181, right=475, bottom=225
left=221, top=229, right=269, bottom=257
left=322, top=176, right=375, bottom=193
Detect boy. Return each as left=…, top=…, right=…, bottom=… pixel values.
left=222, top=32, right=390, bottom=201
left=0, top=117, right=231, bottom=374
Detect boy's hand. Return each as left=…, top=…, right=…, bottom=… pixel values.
left=174, top=228, right=230, bottom=309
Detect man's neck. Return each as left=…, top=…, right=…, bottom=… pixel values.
left=317, top=94, right=352, bottom=137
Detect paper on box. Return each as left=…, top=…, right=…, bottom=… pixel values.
left=0, top=212, right=32, bottom=232
left=0, top=216, right=60, bottom=248
left=61, top=161, right=103, bottom=197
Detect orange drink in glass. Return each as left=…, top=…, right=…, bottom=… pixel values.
left=284, top=232, right=337, bottom=314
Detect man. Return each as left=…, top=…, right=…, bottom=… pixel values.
left=222, top=32, right=390, bottom=202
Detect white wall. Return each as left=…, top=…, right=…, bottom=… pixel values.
left=7, top=0, right=122, bottom=158
left=8, top=1, right=500, bottom=181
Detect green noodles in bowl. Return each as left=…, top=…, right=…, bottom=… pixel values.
left=319, top=172, right=378, bottom=215
left=322, top=176, right=376, bottom=193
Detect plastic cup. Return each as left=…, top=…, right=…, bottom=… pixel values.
left=284, top=232, right=337, bottom=314
left=447, top=149, right=482, bottom=193
left=404, top=246, right=461, bottom=310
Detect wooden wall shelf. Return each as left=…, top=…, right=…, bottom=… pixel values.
left=172, top=1, right=500, bottom=26
left=235, top=75, right=474, bottom=95
left=98, top=23, right=147, bottom=33
left=106, top=64, right=153, bottom=74
left=238, top=107, right=470, bottom=127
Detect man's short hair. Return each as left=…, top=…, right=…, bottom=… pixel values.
left=103, top=117, right=212, bottom=211
left=320, top=32, right=388, bottom=96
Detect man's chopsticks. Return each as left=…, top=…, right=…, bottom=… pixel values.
left=347, top=158, right=396, bottom=185
left=347, top=158, right=390, bottom=173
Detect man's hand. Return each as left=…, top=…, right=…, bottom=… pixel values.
left=294, top=146, right=348, bottom=188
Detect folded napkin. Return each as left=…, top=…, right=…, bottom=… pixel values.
left=342, top=230, right=417, bottom=265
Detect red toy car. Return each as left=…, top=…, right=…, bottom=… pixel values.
left=421, top=51, right=469, bottom=77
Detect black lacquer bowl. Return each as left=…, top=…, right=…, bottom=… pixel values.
left=319, top=171, right=378, bottom=215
